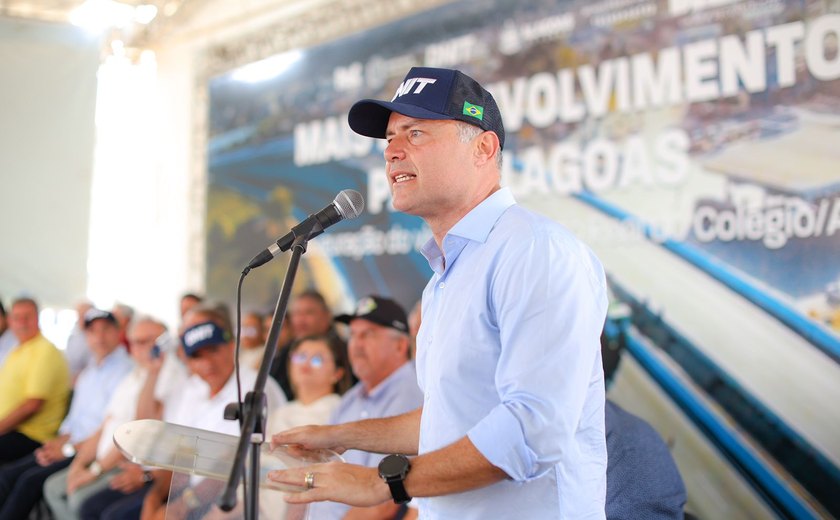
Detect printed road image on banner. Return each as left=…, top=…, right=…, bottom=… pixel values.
left=207, top=0, right=840, bottom=517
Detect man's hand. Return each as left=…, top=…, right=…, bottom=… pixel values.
left=140, top=471, right=171, bottom=520
left=271, top=424, right=346, bottom=454
left=268, top=461, right=391, bottom=507
left=35, top=437, right=68, bottom=466
left=66, top=464, right=98, bottom=494
left=158, top=497, right=189, bottom=520
left=147, top=354, right=164, bottom=374
left=110, top=462, right=148, bottom=493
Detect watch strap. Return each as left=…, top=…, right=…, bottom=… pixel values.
left=384, top=476, right=411, bottom=505
left=378, top=454, right=412, bottom=505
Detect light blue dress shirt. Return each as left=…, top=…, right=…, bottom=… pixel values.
left=63, top=325, right=93, bottom=380
left=312, top=361, right=424, bottom=519
left=59, top=346, right=133, bottom=443
left=415, top=188, right=608, bottom=519
left=0, top=329, right=17, bottom=367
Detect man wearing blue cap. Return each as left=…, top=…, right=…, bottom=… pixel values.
left=271, top=67, right=608, bottom=519
left=141, top=317, right=287, bottom=520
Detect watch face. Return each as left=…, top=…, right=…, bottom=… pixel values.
left=379, top=454, right=409, bottom=478
left=61, top=443, right=76, bottom=458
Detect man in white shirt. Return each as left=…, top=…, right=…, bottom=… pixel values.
left=43, top=316, right=189, bottom=520
left=141, top=318, right=286, bottom=520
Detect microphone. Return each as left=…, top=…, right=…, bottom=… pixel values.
left=245, top=189, right=364, bottom=271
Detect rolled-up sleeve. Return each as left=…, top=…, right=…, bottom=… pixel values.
left=468, top=231, right=607, bottom=482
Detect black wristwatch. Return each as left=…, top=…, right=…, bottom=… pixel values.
left=378, top=454, right=412, bottom=504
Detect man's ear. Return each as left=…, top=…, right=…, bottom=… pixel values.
left=396, top=335, right=410, bottom=358
left=474, top=130, right=501, bottom=167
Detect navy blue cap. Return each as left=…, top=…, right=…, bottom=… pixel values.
left=83, top=308, right=118, bottom=328
left=181, top=321, right=230, bottom=357
left=348, top=67, right=505, bottom=149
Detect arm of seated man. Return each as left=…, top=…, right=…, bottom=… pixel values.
left=0, top=398, right=44, bottom=434
left=140, top=469, right=173, bottom=520
left=66, top=427, right=103, bottom=493
left=109, top=461, right=152, bottom=494
left=135, top=356, right=165, bottom=420
left=35, top=432, right=72, bottom=466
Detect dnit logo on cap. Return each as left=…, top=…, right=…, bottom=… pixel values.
left=184, top=323, right=214, bottom=347
left=391, top=77, right=437, bottom=100
left=181, top=321, right=230, bottom=356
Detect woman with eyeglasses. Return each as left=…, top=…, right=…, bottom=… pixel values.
left=254, top=335, right=351, bottom=520
left=267, top=334, right=352, bottom=435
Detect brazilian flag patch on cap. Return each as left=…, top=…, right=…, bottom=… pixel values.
left=462, top=101, right=484, bottom=121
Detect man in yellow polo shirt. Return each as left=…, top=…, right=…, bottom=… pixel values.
left=0, top=297, right=70, bottom=464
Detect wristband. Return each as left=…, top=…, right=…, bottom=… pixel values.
left=88, top=461, right=103, bottom=477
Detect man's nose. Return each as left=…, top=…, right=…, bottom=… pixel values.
left=384, top=137, right=406, bottom=163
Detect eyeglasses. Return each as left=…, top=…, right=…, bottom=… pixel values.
left=291, top=353, right=325, bottom=368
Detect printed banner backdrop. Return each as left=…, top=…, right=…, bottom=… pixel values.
left=207, top=0, right=840, bottom=515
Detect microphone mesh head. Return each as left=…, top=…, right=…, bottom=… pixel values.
left=334, top=189, right=365, bottom=219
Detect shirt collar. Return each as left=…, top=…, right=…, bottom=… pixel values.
left=420, top=188, right=516, bottom=272
left=16, top=332, right=45, bottom=348
left=93, top=344, right=129, bottom=368
left=449, top=187, right=516, bottom=243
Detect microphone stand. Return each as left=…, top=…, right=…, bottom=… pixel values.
left=218, top=226, right=313, bottom=518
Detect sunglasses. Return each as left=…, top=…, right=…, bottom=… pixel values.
left=291, top=353, right=326, bottom=368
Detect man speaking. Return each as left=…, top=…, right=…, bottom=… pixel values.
left=270, top=67, right=609, bottom=519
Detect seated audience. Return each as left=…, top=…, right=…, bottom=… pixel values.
left=268, top=334, right=352, bottom=433
left=0, top=297, right=70, bottom=463
left=140, top=311, right=286, bottom=520
left=280, top=295, right=424, bottom=520
left=77, top=304, right=228, bottom=519
left=0, top=308, right=133, bottom=519
left=228, top=334, right=353, bottom=520
left=270, top=289, right=346, bottom=400
left=44, top=315, right=189, bottom=520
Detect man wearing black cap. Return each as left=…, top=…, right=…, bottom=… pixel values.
left=285, top=295, right=423, bottom=519
left=271, top=67, right=608, bottom=519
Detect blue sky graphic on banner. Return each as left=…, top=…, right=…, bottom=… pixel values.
left=208, top=1, right=840, bottom=516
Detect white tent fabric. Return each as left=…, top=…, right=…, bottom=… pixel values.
left=0, top=17, right=99, bottom=308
